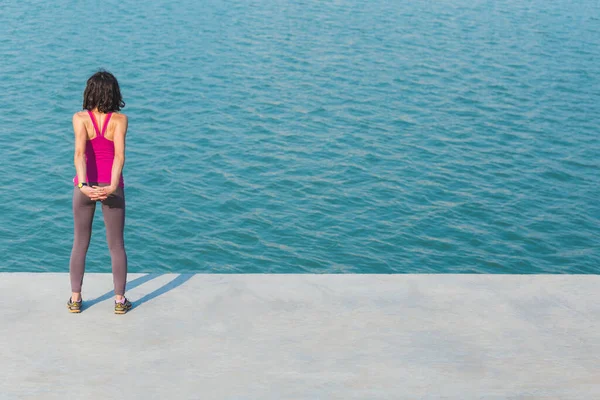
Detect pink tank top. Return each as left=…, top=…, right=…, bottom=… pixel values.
left=73, top=111, right=125, bottom=187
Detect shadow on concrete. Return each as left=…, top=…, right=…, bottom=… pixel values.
left=131, top=274, right=194, bottom=311
left=83, top=273, right=194, bottom=312
left=84, top=273, right=161, bottom=309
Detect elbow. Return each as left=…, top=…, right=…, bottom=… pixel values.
left=74, top=152, right=85, bottom=162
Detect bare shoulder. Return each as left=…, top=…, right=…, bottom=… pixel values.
left=73, top=111, right=88, bottom=121
left=112, top=112, right=128, bottom=122
left=111, top=112, right=128, bottom=128
left=111, top=113, right=128, bottom=140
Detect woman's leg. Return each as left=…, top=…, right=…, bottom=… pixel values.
left=101, top=187, right=127, bottom=296
left=69, top=187, right=96, bottom=296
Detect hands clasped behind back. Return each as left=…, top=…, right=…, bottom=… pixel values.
left=80, top=185, right=117, bottom=202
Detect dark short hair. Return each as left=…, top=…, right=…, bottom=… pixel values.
left=83, top=70, right=125, bottom=113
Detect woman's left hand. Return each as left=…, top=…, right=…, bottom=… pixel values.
left=93, top=185, right=117, bottom=201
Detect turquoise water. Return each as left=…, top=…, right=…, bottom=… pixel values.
left=1, top=0, right=598, bottom=273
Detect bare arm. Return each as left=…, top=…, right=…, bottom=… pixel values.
left=109, top=114, right=128, bottom=191
left=73, top=113, right=88, bottom=184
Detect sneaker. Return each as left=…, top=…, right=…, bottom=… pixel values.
left=114, top=298, right=132, bottom=314
left=67, top=297, right=82, bottom=313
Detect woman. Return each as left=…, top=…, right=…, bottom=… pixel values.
left=67, top=70, right=131, bottom=314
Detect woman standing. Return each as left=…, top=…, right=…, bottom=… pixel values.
left=68, top=70, right=131, bottom=314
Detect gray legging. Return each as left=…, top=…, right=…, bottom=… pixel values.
left=69, top=185, right=127, bottom=295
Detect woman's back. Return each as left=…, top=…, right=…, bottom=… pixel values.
left=73, top=110, right=127, bottom=187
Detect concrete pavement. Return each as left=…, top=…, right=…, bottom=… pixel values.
left=1, top=273, right=599, bottom=399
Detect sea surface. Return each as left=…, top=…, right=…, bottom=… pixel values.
left=1, top=0, right=598, bottom=273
